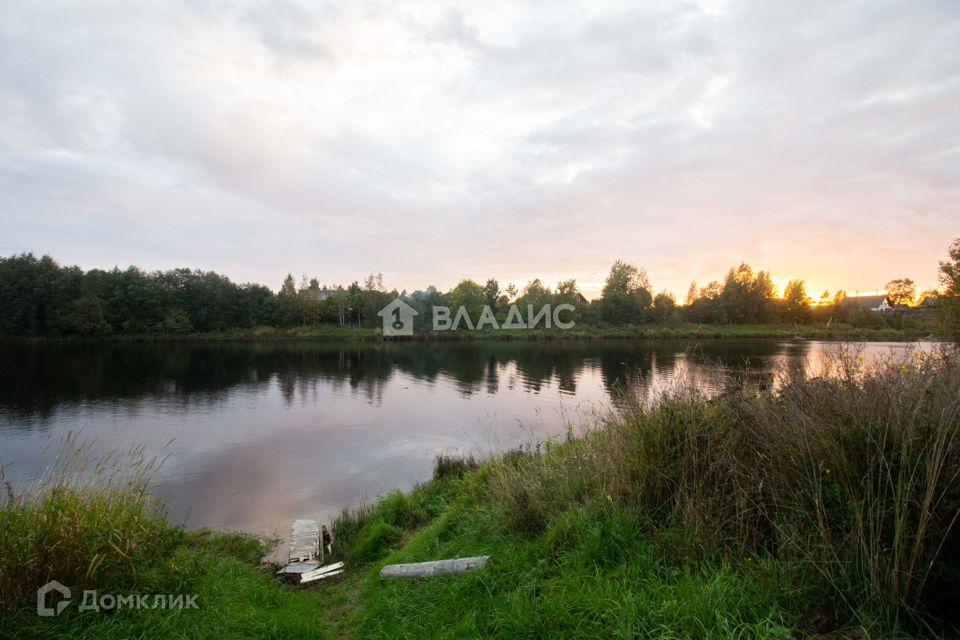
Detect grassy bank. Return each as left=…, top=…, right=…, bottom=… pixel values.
left=3, top=319, right=941, bottom=344
left=2, top=350, right=958, bottom=638
left=453, top=320, right=938, bottom=342
left=4, top=324, right=384, bottom=344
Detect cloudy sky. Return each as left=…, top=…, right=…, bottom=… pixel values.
left=1, top=0, right=957, bottom=298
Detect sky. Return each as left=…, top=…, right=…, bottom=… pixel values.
left=1, top=0, right=958, bottom=299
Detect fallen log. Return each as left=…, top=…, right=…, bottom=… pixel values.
left=379, top=555, right=489, bottom=579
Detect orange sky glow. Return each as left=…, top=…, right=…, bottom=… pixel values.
left=1, top=1, right=956, bottom=298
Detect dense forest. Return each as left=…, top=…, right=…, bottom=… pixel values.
left=0, top=241, right=956, bottom=338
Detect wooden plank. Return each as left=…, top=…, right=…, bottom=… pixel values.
left=308, top=561, right=344, bottom=575
left=288, top=519, right=321, bottom=563
left=301, top=569, right=343, bottom=584
left=278, top=561, right=344, bottom=582
left=276, top=561, right=321, bottom=575
left=299, top=562, right=345, bottom=584
left=379, top=556, right=489, bottom=580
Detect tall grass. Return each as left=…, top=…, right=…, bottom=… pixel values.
left=0, top=436, right=341, bottom=638
left=763, top=350, right=960, bottom=628
left=485, top=347, right=960, bottom=631
left=0, top=435, right=181, bottom=611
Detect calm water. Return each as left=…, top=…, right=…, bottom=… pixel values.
left=0, top=339, right=932, bottom=539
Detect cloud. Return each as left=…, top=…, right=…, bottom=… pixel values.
left=1, top=0, right=957, bottom=295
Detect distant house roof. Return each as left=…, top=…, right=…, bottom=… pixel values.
left=575, top=292, right=589, bottom=305
left=841, top=294, right=890, bottom=309
left=303, top=288, right=337, bottom=301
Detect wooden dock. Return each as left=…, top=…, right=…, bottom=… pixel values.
left=288, top=519, right=322, bottom=563
left=277, top=519, right=343, bottom=584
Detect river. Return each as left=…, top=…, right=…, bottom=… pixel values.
left=0, top=339, right=934, bottom=539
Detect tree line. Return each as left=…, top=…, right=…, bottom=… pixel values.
left=0, top=238, right=957, bottom=337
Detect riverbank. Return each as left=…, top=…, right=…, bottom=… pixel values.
left=2, top=319, right=941, bottom=344
left=2, top=350, right=957, bottom=639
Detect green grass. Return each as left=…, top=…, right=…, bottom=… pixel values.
left=0, top=530, right=346, bottom=639
left=347, top=496, right=802, bottom=640
left=59, top=324, right=383, bottom=343
left=466, top=320, right=939, bottom=342
left=2, top=349, right=958, bottom=638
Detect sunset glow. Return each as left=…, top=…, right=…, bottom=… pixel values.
left=2, top=1, right=957, bottom=296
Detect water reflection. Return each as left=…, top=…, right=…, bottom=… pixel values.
left=0, top=339, right=932, bottom=537
left=0, top=339, right=818, bottom=415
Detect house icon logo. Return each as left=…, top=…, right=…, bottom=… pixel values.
left=378, top=298, right=417, bottom=336
left=37, top=580, right=71, bottom=617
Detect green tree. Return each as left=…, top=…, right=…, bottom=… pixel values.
left=653, top=291, right=676, bottom=325
left=409, top=286, right=446, bottom=331
left=0, top=253, right=276, bottom=335
left=555, top=279, right=579, bottom=305
left=326, top=287, right=349, bottom=327
left=918, top=288, right=939, bottom=304
left=276, top=274, right=300, bottom=326
left=885, top=278, right=916, bottom=306
left=517, top=279, right=552, bottom=311
left=0, top=253, right=88, bottom=335
left=346, top=281, right=363, bottom=325
left=600, top=260, right=653, bottom=324
left=683, top=280, right=726, bottom=324
left=483, top=279, right=501, bottom=311
left=449, top=279, right=486, bottom=322
left=299, top=276, right=322, bottom=325
left=720, top=263, right=775, bottom=324
left=0, top=253, right=43, bottom=334
left=279, top=275, right=296, bottom=297
left=685, top=281, right=698, bottom=306
left=364, top=273, right=384, bottom=293
left=237, top=283, right=274, bottom=327
left=554, top=279, right=582, bottom=323
left=162, top=309, right=193, bottom=334
left=938, top=238, right=960, bottom=342
left=782, top=279, right=811, bottom=323
left=356, top=274, right=392, bottom=327
left=66, top=295, right=112, bottom=335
